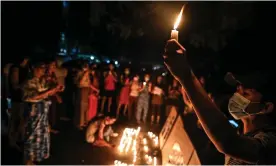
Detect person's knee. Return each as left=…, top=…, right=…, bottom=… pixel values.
left=86, top=135, right=95, bottom=143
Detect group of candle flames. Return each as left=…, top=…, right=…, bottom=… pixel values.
left=114, top=5, right=186, bottom=165
left=114, top=127, right=159, bottom=166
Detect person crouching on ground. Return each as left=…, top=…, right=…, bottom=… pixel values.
left=86, top=116, right=118, bottom=148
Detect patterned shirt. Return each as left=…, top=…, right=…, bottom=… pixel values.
left=22, top=77, right=49, bottom=102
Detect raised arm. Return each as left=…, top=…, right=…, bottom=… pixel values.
left=164, top=39, right=267, bottom=163
left=181, top=88, right=193, bottom=109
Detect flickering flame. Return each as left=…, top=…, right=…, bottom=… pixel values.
left=173, top=5, right=185, bottom=30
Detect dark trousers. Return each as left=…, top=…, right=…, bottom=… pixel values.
left=128, top=96, right=138, bottom=121
left=74, top=87, right=89, bottom=127
left=8, top=102, right=25, bottom=144
left=151, top=104, right=162, bottom=124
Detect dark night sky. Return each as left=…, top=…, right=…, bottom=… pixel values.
left=2, top=1, right=276, bottom=74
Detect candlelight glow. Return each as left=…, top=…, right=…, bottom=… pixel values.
left=143, top=138, right=147, bottom=145
left=143, top=145, right=149, bottom=152
left=115, top=128, right=160, bottom=165
left=154, top=137, right=159, bottom=146
left=153, top=157, right=157, bottom=166
left=173, top=5, right=184, bottom=30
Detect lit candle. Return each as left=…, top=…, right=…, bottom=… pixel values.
left=153, top=157, right=157, bottom=166
left=145, top=154, right=149, bottom=159
left=154, top=137, right=159, bottom=147
left=171, top=5, right=184, bottom=41
left=136, top=127, right=141, bottom=137
left=144, top=146, right=149, bottom=152
left=148, top=156, right=153, bottom=163
left=143, top=138, right=147, bottom=145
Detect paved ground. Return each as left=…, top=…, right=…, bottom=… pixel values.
left=1, top=117, right=160, bottom=165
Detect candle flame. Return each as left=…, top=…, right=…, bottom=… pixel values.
left=173, top=5, right=185, bottom=30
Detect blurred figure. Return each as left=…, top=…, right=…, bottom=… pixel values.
left=54, top=57, right=69, bottom=121
left=101, top=64, right=118, bottom=114
left=128, top=75, right=140, bottom=121
left=44, top=60, right=61, bottom=134
left=2, top=63, right=13, bottom=133
left=88, top=66, right=100, bottom=121
left=166, top=78, right=182, bottom=117
left=8, top=56, right=30, bottom=150
left=22, top=62, right=63, bottom=164
left=74, top=62, right=91, bottom=130
left=151, top=75, right=165, bottom=125
left=116, top=68, right=131, bottom=118
left=86, top=116, right=118, bottom=148
left=136, top=74, right=151, bottom=124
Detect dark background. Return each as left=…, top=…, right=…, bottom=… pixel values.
left=2, top=2, right=276, bottom=74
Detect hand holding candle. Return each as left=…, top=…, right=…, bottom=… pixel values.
left=171, top=5, right=185, bottom=41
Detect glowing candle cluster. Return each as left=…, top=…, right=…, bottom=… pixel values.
left=147, top=132, right=159, bottom=148
left=114, top=160, right=134, bottom=166
left=144, top=155, right=157, bottom=166
left=118, top=127, right=140, bottom=154
left=115, top=129, right=159, bottom=165
left=116, top=127, right=141, bottom=165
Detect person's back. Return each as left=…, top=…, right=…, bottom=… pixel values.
left=86, top=118, right=102, bottom=143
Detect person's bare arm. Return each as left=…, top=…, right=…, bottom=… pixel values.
left=164, top=39, right=266, bottom=163
left=181, top=88, right=193, bottom=108
left=79, top=71, right=89, bottom=85
left=26, top=88, right=57, bottom=101
left=98, top=122, right=105, bottom=140
left=112, top=72, right=118, bottom=82
left=90, top=84, right=99, bottom=93
left=138, top=83, right=144, bottom=92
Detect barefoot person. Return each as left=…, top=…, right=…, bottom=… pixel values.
left=163, top=39, right=276, bottom=165
left=86, top=116, right=118, bottom=148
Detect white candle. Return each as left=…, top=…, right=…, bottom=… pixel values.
left=144, top=146, right=149, bottom=152
left=154, top=137, right=159, bottom=147
left=171, top=5, right=184, bottom=41
left=143, top=138, right=147, bottom=145
left=153, top=157, right=157, bottom=166
left=171, top=30, right=179, bottom=41
left=136, top=127, right=141, bottom=137
left=148, top=156, right=153, bottom=163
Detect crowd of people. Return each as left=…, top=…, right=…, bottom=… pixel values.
left=2, top=38, right=276, bottom=165
left=1, top=55, right=198, bottom=164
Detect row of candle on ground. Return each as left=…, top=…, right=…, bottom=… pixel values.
left=116, top=128, right=159, bottom=165
left=143, top=132, right=159, bottom=148
left=118, top=127, right=141, bottom=154
left=117, top=127, right=141, bottom=165
left=114, top=156, right=157, bottom=166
